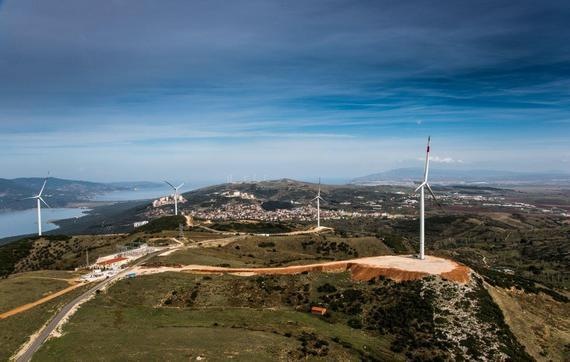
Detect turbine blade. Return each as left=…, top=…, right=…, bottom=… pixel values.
left=176, top=183, right=185, bottom=190
left=38, top=178, right=48, bottom=196
left=425, top=183, right=441, bottom=207
left=423, top=136, right=431, bottom=183
left=21, top=196, right=37, bottom=200
left=164, top=180, right=176, bottom=190
left=39, top=197, right=51, bottom=208
left=414, top=182, right=426, bottom=193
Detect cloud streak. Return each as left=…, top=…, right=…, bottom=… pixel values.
left=0, top=0, right=568, bottom=180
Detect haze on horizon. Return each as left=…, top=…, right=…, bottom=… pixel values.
left=0, top=0, right=569, bottom=182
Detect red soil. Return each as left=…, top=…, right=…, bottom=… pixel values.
left=140, top=255, right=471, bottom=284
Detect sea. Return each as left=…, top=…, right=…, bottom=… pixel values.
left=0, top=185, right=198, bottom=240
left=0, top=207, right=91, bottom=239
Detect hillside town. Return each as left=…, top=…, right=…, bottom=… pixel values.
left=186, top=202, right=408, bottom=222
left=152, top=194, right=187, bottom=208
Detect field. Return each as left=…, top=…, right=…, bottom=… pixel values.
left=488, top=285, right=570, bottom=361
left=34, top=264, right=532, bottom=361
left=36, top=272, right=400, bottom=361
left=0, top=279, right=90, bottom=361
left=0, top=270, right=78, bottom=312
left=150, top=234, right=393, bottom=269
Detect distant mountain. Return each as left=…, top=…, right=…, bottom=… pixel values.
left=0, top=178, right=162, bottom=211
left=352, top=168, right=570, bottom=185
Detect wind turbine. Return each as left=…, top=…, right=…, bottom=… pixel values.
left=414, top=137, right=440, bottom=260
left=312, top=178, right=326, bottom=228
left=24, top=177, right=51, bottom=236
left=164, top=181, right=184, bottom=215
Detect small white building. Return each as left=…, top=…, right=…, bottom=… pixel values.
left=133, top=220, right=149, bottom=228
left=221, top=190, right=256, bottom=200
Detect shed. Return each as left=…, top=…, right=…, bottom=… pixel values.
left=97, top=256, right=128, bottom=266
left=311, top=306, right=327, bottom=315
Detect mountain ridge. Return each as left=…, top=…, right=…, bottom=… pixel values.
left=352, top=168, right=570, bottom=185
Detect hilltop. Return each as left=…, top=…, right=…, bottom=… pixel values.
left=0, top=224, right=536, bottom=361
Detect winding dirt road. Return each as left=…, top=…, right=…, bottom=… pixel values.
left=135, top=254, right=471, bottom=283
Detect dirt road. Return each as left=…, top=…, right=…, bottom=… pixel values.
left=134, top=255, right=471, bottom=283
left=0, top=282, right=83, bottom=320
left=13, top=249, right=167, bottom=362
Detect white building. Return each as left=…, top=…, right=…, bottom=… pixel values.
left=133, top=220, right=149, bottom=228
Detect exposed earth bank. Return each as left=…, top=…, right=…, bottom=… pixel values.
left=136, top=255, right=471, bottom=283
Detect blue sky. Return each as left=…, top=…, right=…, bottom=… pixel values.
left=0, top=0, right=569, bottom=182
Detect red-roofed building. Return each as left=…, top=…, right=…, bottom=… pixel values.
left=311, top=306, right=327, bottom=315
left=97, top=256, right=128, bottom=267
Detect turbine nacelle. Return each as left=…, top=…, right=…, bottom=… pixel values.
left=413, top=182, right=440, bottom=207
left=164, top=181, right=184, bottom=192
left=311, top=178, right=327, bottom=203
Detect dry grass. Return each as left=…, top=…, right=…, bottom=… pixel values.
left=0, top=270, right=78, bottom=312
left=487, top=285, right=570, bottom=361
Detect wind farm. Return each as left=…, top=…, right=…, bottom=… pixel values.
left=1, top=1, right=569, bottom=361
left=1, top=136, right=566, bottom=361
left=2, top=169, right=568, bottom=362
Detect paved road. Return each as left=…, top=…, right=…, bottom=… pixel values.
left=15, top=250, right=164, bottom=362
left=15, top=228, right=331, bottom=361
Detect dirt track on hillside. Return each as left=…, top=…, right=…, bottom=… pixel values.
left=0, top=282, right=83, bottom=320
left=136, top=255, right=471, bottom=283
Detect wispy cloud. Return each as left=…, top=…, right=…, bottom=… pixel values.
left=418, top=156, right=464, bottom=164
left=0, top=0, right=568, bottom=179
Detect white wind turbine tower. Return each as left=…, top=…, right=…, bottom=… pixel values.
left=312, top=178, right=325, bottom=228
left=164, top=181, right=184, bottom=216
left=24, top=177, right=51, bottom=236
left=414, top=137, right=440, bottom=260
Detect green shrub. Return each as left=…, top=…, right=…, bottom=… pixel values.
left=0, top=237, right=34, bottom=278
left=317, top=283, right=337, bottom=293
left=136, top=215, right=186, bottom=233
left=347, top=318, right=363, bottom=329
left=257, top=241, right=276, bottom=248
